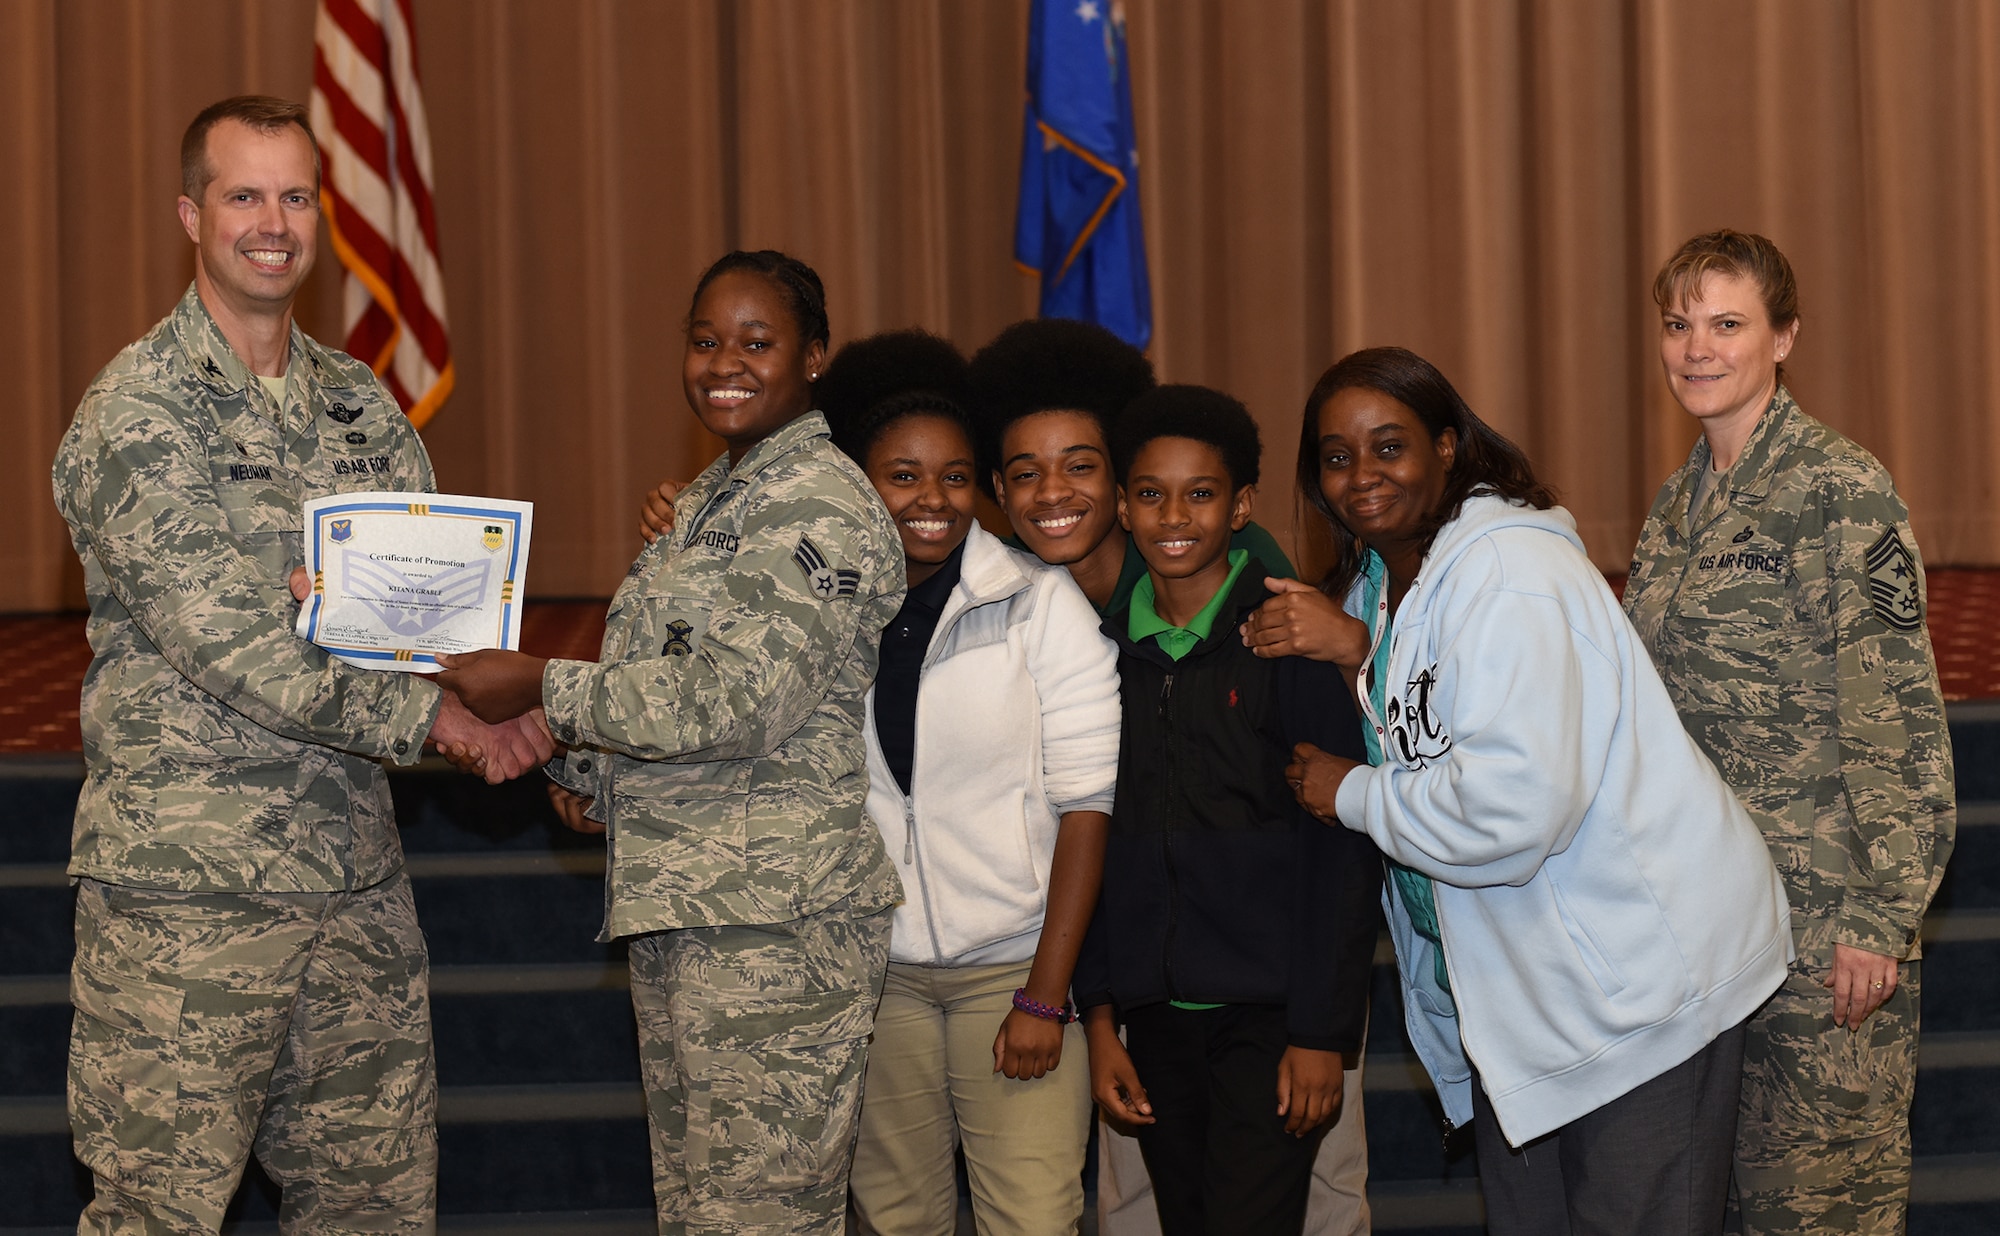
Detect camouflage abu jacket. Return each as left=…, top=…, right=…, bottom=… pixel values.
left=52, top=284, right=442, bottom=893
left=1623, top=388, right=1955, bottom=968
left=544, top=413, right=904, bottom=938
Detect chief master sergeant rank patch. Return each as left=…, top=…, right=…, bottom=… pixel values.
left=1865, top=526, right=1923, bottom=632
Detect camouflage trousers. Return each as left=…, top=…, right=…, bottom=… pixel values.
left=627, top=894, right=892, bottom=1235
left=69, top=874, right=437, bottom=1235
left=1735, top=962, right=1920, bottom=1236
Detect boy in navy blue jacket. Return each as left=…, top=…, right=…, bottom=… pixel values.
left=1074, top=385, right=1381, bottom=1235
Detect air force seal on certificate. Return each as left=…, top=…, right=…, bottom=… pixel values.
left=1865, top=526, right=1923, bottom=632
left=792, top=535, right=860, bottom=600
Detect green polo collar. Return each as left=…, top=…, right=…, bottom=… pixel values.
left=1128, top=549, right=1250, bottom=661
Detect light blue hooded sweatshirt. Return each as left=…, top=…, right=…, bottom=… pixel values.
left=1334, top=493, right=1793, bottom=1146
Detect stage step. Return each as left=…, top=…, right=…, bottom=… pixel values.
left=0, top=698, right=1995, bottom=1232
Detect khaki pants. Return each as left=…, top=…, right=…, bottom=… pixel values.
left=849, top=959, right=1093, bottom=1236
left=69, top=874, right=437, bottom=1235
left=628, top=896, right=892, bottom=1236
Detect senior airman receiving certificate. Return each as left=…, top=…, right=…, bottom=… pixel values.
left=297, top=491, right=534, bottom=670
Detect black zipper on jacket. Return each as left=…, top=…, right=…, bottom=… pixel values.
left=1158, top=669, right=1181, bottom=1002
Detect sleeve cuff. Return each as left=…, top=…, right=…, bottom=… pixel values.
left=1834, top=901, right=1921, bottom=960
left=392, top=678, right=444, bottom=766
left=1053, top=791, right=1116, bottom=817
left=541, top=658, right=591, bottom=748
left=545, top=751, right=590, bottom=795
left=1333, top=762, right=1373, bottom=830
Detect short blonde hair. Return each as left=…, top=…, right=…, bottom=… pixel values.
left=1652, top=229, right=1799, bottom=330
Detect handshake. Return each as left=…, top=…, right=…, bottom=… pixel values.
left=428, top=648, right=555, bottom=784
left=428, top=650, right=601, bottom=836
left=287, top=568, right=577, bottom=803
left=430, top=649, right=602, bottom=835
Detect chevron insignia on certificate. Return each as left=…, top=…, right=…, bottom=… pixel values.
left=296, top=492, right=535, bottom=671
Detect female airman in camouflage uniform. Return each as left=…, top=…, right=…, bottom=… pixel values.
left=1624, top=231, right=1956, bottom=1236
left=439, top=252, right=905, bottom=1234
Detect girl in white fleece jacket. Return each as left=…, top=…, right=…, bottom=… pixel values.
left=819, top=332, right=1121, bottom=1236
left=1261, top=347, right=1791, bottom=1236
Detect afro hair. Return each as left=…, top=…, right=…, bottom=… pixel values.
left=965, top=318, right=1156, bottom=495
left=816, top=330, right=974, bottom=465
left=1110, top=384, right=1262, bottom=490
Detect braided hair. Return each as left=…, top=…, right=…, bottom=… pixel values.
left=686, top=250, right=830, bottom=347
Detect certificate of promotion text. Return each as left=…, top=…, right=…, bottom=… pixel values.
left=295, top=492, right=534, bottom=671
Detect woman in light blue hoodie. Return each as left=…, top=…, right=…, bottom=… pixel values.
left=1269, top=347, right=1792, bottom=1236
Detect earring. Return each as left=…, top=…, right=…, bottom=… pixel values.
left=810, top=372, right=818, bottom=380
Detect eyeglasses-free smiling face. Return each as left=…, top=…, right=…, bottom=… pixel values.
left=992, top=410, right=1122, bottom=567
left=1314, top=386, right=1456, bottom=555
left=863, top=413, right=978, bottom=587
left=177, top=119, right=319, bottom=322
left=1658, top=270, right=1798, bottom=436
left=683, top=268, right=827, bottom=462
left=1119, top=435, right=1254, bottom=597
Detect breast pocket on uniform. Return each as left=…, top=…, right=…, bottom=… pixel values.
left=212, top=460, right=300, bottom=578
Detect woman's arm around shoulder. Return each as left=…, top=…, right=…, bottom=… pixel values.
left=543, top=476, right=901, bottom=762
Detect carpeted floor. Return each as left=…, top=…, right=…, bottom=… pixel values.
left=2, top=567, right=1995, bottom=754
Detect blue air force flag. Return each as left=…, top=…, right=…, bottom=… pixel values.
left=1015, top=0, right=1153, bottom=349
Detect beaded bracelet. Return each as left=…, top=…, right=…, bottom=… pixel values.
left=1012, top=988, right=1077, bottom=1024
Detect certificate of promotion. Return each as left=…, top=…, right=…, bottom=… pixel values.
left=295, top=492, right=534, bottom=671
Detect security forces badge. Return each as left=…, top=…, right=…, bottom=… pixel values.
left=1865, top=527, right=1923, bottom=632
left=792, top=535, right=860, bottom=600
left=661, top=619, right=695, bottom=657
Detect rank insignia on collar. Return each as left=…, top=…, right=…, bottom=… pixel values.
left=1864, top=527, right=1923, bottom=632
left=792, top=536, right=859, bottom=600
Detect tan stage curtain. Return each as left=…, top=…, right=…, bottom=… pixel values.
left=9, top=0, right=1997, bottom=612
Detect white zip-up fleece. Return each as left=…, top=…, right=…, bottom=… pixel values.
left=1334, top=493, right=1793, bottom=1146
left=863, top=524, right=1121, bottom=966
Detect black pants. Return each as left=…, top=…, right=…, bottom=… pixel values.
left=1124, top=1002, right=1320, bottom=1236
left=1473, top=1019, right=1748, bottom=1236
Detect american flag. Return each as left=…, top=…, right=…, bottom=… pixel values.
left=310, top=0, right=454, bottom=427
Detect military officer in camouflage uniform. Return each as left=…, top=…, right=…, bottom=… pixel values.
left=439, top=251, right=904, bottom=1234
left=53, top=96, right=545, bottom=1234
left=1624, top=231, right=1956, bottom=1236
